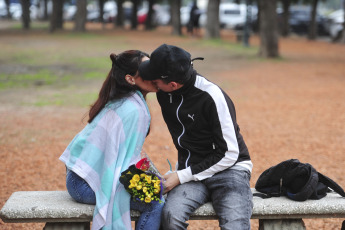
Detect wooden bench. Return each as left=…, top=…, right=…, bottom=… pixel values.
left=1, top=189, right=345, bottom=230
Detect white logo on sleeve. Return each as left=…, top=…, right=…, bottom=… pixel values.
left=188, top=114, right=195, bottom=121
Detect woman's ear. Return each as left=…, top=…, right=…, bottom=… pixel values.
left=125, top=74, right=136, bottom=85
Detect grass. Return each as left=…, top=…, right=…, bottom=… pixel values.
left=0, top=70, right=70, bottom=89
left=32, top=91, right=98, bottom=107
left=0, top=22, right=263, bottom=107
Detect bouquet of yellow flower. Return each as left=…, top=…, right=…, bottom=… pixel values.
left=120, top=158, right=163, bottom=203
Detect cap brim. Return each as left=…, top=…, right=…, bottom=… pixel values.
left=139, top=60, right=160, bottom=81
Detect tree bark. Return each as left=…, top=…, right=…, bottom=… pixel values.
left=43, top=0, right=49, bottom=20
left=205, top=0, right=220, bottom=39
left=258, top=0, right=279, bottom=58
left=49, top=0, right=64, bottom=32
left=4, top=0, right=11, bottom=19
left=308, top=0, right=318, bottom=40
left=342, top=0, right=345, bottom=43
left=145, top=0, right=156, bottom=30
left=20, top=0, right=30, bottom=29
left=170, top=0, right=182, bottom=35
left=280, top=0, right=290, bottom=37
left=74, top=0, right=87, bottom=32
left=98, top=0, right=105, bottom=24
left=131, top=0, right=138, bottom=29
left=116, top=0, right=124, bottom=27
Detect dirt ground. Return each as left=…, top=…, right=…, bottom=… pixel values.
left=0, top=23, right=345, bottom=229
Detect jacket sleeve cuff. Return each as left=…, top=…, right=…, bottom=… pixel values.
left=176, top=167, right=194, bottom=184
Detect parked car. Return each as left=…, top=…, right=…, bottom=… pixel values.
left=327, top=9, right=344, bottom=41
left=219, top=3, right=258, bottom=29
left=277, top=6, right=329, bottom=36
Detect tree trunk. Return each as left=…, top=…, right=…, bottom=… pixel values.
left=116, top=0, right=124, bottom=27
left=170, top=0, right=182, bottom=35
left=341, top=1, right=345, bottom=43
left=280, top=0, right=290, bottom=37
left=131, top=0, right=138, bottom=30
left=4, top=0, right=11, bottom=19
left=49, top=0, right=64, bottom=32
left=74, top=0, right=87, bottom=32
left=145, top=0, right=156, bottom=30
left=20, top=0, right=30, bottom=29
left=308, top=0, right=318, bottom=40
left=205, top=0, right=220, bottom=39
left=258, top=0, right=279, bottom=58
left=98, top=0, right=105, bottom=24
left=43, top=0, right=49, bottom=20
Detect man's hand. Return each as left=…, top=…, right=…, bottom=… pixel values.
left=162, top=172, right=180, bottom=194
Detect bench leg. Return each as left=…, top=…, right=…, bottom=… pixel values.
left=43, top=222, right=90, bottom=230
left=259, top=219, right=306, bottom=230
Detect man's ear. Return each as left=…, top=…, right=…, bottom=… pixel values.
left=169, top=81, right=178, bottom=90
left=170, top=82, right=181, bottom=90
left=125, top=74, right=136, bottom=85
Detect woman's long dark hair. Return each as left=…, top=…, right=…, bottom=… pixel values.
left=88, top=50, right=149, bottom=123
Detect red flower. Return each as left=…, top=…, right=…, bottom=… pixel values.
left=136, top=158, right=150, bottom=171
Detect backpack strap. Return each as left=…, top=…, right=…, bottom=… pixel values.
left=318, top=172, right=345, bottom=197
left=285, top=164, right=319, bottom=201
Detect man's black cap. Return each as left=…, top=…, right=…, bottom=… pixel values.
left=139, top=44, right=192, bottom=81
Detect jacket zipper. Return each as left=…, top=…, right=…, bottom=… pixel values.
left=168, top=93, right=172, bottom=103
left=176, top=95, right=191, bottom=168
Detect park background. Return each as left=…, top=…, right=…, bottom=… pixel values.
left=1, top=0, right=345, bottom=229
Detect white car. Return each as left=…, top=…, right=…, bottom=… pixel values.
left=219, top=3, right=257, bottom=29
left=327, top=9, right=344, bottom=41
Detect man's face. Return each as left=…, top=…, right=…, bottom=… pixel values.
left=152, top=79, right=175, bottom=92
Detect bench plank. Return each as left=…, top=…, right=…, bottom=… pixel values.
left=1, top=189, right=345, bottom=224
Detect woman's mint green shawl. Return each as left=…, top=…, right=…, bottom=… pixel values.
left=60, top=91, right=150, bottom=229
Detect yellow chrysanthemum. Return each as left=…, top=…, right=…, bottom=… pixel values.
left=136, top=185, right=142, bottom=190
left=133, top=174, right=140, bottom=182
left=140, top=173, right=146, bottom=178
left=130, top=180, right=137, bottom=188
left=154, top=183, right=160, bottom=189
left=154, top=189, right=159, bottom=194
left=145, top=196, right=151, bottom=203
left=143, top=187, right=147, bottom=193
left=145, top=175, right=152, bottom=184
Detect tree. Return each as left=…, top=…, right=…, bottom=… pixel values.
left=4, top=0, right=11, bottom=19
left=308, top=0, right=318, bottom=40
left=280, top=0, right=291, bottom=36
left=341, top=0, right=345, bottom=43
left=170, top=0, right=182, bottom=35
left=74, top=0, right=87, bottom=32
left=50, top=0, right=64, bottom=32
left=42, top=0, right=49, bottom=21
left=116, top=0, right=124, bottom=27
left=258, top=0, right=279, bottom=58
left=145, top=0, right=156, bottom=30
left=20, top=0, right=30, bottom=29
left=131, top=0, right=139, bottom=30
left=205, top=0, right=220, bottom=39
left=98, top=0, right=105, bottom=24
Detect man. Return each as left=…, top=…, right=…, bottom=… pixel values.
left=139, top=44, right=253, bottom=230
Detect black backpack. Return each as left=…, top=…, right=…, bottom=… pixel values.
left=254, top=159, right=345, bottom=201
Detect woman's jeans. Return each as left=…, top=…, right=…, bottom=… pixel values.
left=162, top=168, right=253, bottom=230
left=66, top=169, right=164, bottom=230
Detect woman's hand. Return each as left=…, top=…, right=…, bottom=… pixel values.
left=162, top=172, right=180, bottom=194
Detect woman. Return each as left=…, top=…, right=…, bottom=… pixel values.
left=59, top=50, right=163, bottom=230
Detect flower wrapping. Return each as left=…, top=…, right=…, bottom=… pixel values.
left=120, top=158, right=163, bottom=203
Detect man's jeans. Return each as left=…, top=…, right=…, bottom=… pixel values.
left=66, top=169, right=164, bottom=230
left=162, top=168, right=253, bottom=230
